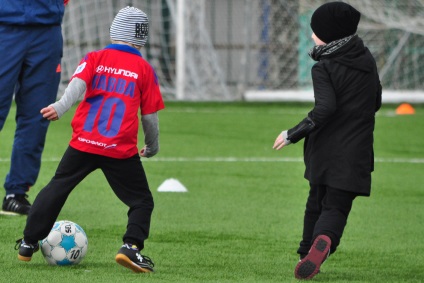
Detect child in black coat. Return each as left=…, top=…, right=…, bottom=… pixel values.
left=273, top=2, right=382, bottom=280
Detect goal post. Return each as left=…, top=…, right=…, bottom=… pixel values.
left=175, top=0, right=185, bottom=100
left=60, top=0, right=424, bottom=102
left=246, top=0, right=424, bottom=103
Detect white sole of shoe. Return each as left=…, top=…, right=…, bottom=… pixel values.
left=0, top=210, right=21, bottom=216
left=115, top=254, right=153, bottom=273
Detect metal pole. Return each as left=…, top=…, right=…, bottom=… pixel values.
left=379, top=32, right=410, bottom=81
left=176, top=0, right=185, bottom=100
left=238, top=0, right=253, bottom=100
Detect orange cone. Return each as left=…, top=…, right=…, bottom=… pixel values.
left=395, top=103, right=415, bottom=115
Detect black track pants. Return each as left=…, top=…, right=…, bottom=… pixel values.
left=24, top=146, right=154, bottom=249
left=297, top=184, right=357, bottom=256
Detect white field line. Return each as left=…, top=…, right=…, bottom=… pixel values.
left=0, top=157, right=423, bottom=163
left=162, top=108, right=414, bottom=117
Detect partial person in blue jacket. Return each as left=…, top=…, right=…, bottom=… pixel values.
left=0, top=0, right=69, bottom=215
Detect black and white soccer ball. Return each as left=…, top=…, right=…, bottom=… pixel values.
left=40, top=220, right=88, bottom=266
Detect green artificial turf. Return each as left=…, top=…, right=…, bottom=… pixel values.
left=1, top=101, right=423, bottom=282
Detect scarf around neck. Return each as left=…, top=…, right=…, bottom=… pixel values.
left=308, top=35, right=356, bottom=61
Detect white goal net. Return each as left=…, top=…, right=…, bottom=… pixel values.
left=61, top=0, right=424, bottom=102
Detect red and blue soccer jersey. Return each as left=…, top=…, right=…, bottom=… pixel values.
left=69, top=44, right=164, bottom=159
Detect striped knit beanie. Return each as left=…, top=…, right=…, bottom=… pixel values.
left=110, top=6, right=149, bottom=47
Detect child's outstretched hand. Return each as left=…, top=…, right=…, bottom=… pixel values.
left=40, top=106, right=59, bottom=121
left=273, top=130, right=291, bottom=150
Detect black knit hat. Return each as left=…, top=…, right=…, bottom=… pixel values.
left=310, top=2, right=361, bottom=43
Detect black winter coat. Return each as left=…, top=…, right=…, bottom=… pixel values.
left=290, top=36, right=382, bottom=196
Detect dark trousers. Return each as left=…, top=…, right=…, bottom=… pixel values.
left=24, top=146, right=154, bottom=249
left=0, top=25, right=62, bottom=194
left=297, top=184, right=357, bottom=256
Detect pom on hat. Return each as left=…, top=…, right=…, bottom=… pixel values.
left=310, top=2, right=360, bottom=43
left=110, top=6, right=149, bottom=47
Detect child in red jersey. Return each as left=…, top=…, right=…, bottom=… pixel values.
left=16, top=6, right=164, bottom=273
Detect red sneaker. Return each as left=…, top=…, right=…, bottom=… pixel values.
left=294, top=235, right=331, bottom=280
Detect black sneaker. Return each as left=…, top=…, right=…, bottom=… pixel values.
left=115, top=243, right=154, bottom=273
left=15, top=238, right=39, bottom=261
left=2, top=194, right=31, bottom=215
left=295, top=235, right=331, bottom=280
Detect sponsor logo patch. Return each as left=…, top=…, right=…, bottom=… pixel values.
left=74, top=62, right=87, bottom=75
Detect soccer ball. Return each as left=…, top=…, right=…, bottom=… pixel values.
left=40, top=220, right=88, bottom=266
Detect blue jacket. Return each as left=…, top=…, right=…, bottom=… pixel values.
left=0, top=0, right=64, bottom=25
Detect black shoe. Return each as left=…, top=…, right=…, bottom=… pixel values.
left=2, top=194, right=31, bottom=215
left=115, top=243, right=154, bottom=273
left=15, top=238, right=39, bottom=262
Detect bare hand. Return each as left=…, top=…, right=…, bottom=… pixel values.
left=140, top=145, right=147, bottom=157
left=273, top=132, right=287, bottom=150
left=40, top=106, right=58, bottom=121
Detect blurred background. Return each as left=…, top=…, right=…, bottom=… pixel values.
left=61, top=0, right=424, bottom=101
